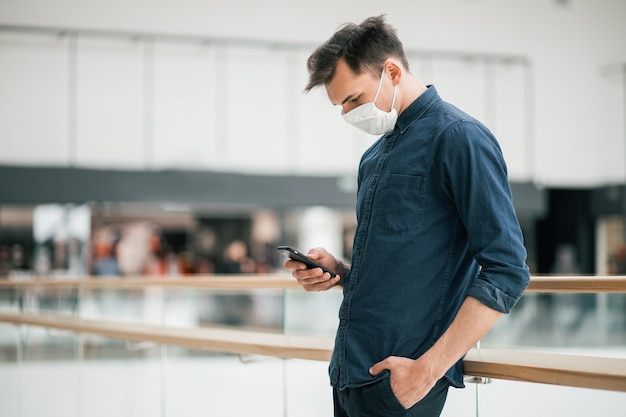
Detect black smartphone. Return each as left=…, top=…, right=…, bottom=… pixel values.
left=276, top=246, right=337, bottom=277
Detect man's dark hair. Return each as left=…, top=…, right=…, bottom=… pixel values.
left=305, top=15, right=410, bottom=92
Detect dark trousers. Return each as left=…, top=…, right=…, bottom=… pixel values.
left=333, top=377, right=449, bottom=417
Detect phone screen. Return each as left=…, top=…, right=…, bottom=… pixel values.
left=276, top=246, right=337, bottom=277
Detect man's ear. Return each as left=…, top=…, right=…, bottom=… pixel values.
left=384, top=60, right=403, bottom=86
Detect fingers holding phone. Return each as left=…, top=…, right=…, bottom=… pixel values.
left=294, top=267, right=340, bottom=292
left=277, top=246, right=341, bottom=291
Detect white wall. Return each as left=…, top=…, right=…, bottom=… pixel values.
left=0, top=0, right=624, bottom=186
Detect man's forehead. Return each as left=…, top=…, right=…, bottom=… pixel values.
left=326, top=60, right=369, bottom=105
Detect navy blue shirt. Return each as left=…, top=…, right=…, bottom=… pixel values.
left=329, top=85, right=530, bottom=390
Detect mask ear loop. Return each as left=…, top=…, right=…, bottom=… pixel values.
left=373, top=66, right=397, bottom=112
left=371, top=66, right=386, bottom=103
left=389, top=85, right=397, bottom=112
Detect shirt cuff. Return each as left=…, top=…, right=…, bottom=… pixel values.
left=465, top=281, right=523, bottom=314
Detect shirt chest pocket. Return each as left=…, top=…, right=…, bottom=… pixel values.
left=375, top=174, right=426, bottom=234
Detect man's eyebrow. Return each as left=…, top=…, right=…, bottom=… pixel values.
left=340, top=93, right=357, bottom=106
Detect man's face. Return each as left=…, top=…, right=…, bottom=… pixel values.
left=326, top=59, right=393, bottom=115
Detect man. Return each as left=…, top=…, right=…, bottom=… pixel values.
left=284, top=15, right=530, bottom=417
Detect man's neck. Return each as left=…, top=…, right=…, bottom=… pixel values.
left=397, top=76, right=428, bottom=115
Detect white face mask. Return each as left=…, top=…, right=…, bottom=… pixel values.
left=342, top=67, right=398, bottom=135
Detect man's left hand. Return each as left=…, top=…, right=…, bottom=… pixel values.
left=369, top=355, right=438, bottom=409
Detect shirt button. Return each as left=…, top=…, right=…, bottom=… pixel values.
left=371, top=179, right=376, bottom=186
left=340, top=320, right=348, bottom=326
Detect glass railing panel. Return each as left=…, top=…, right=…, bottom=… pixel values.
left=268, top=287, right=337, bottom=415
left=482, top=292, right=626, bottom=349
left=1, top=325, right=290, bottom=416
left=7, top=324, right=80, bottom=416
left=282, top=287, right=342, bottom=337
left=0, top=285, right=80, bottom=315
left=0, top=321, right=21, bottom=416
left=171, top=288, right=284, bottom=331
left=79, top=337, right=162, bottom=417
left=477, top=292, right=626, bottom=417
left=283, top=358, right=334, bottom=416
left=440, top=383, right=481, bottom=417
left=71, top=285, right=283, bottom=332
left=477, top=380, right=626, bottom=417
left=79, top=287, right=167, bottom=324
left=163, top=349, right=285, bottom=416
left=0, top=286, right=22, bottom=313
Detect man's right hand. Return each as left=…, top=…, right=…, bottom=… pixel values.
left=283, top=247, right=342, bottom=291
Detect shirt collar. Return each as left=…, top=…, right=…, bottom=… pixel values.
left=395, top=85, right=441, bottom=134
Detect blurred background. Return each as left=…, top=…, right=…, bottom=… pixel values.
left=0, top=0, right=625, bottom=280
left=0, top=0, right=625, bottom=416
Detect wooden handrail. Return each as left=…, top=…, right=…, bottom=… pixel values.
left=463, top=349, right=626, bottom=392
left=0, top=312, right=624, bottom=392
left=0, top=275, right=302, bottom=290
left=525, top=276, right=626, bottom=293
left=0, top=312, right=333, bottom=361
left=0, top=274, right=625, bottom=293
